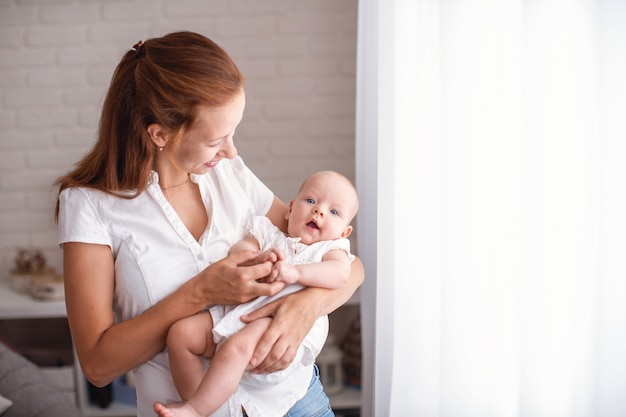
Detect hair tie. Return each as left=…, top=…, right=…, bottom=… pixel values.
left=133, top=40, right=145, bottom=57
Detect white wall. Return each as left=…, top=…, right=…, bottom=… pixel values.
left=0, top=0, right=358, bottom=274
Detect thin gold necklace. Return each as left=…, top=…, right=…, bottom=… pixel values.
left=160, top=175, right=190, bottom=191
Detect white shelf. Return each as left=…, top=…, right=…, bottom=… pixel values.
left=0, top=279, right=66, bottom=319
left=80, top=403, right=137, bottom=417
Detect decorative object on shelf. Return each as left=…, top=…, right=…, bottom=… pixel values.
left=9, top=249, right=64, bottom=301
left=317, top=334, right=344, bottom=394
left=340, top=316, right=362, bottom=388
left=30, top=273, right=65, bottom=301
left=15, top=249, right=46, bottom=272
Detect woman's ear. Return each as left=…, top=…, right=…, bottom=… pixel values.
left=146, top=123, right=168, bottom=149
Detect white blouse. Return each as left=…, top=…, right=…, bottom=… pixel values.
left=57, top=156, right=297, bottom=417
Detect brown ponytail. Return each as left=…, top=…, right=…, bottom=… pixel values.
left=55, top=31, right=244, bottom=220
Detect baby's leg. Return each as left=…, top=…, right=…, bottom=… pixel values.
left=167, top=311, right=216, bottom=400
left=184, top=317, right=273, bottom=416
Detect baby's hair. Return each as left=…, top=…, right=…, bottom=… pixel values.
left=299, top=170, right=359, bottom=220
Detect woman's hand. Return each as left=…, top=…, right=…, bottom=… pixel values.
left=242, top=256, right=364, bottom=373
left=242, top=289, right=318, bottom=373
left=190, top=250, right=286, bottom=306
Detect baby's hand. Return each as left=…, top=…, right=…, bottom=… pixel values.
left=254, top=249, right=279, bottom=265
left=252, top=249, right=284, bottom=283
left=269, top=261, right=299, bottom=284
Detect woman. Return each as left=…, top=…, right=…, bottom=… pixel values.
left=55, top=31, right=363, bottom=417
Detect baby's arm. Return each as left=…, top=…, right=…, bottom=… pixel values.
left=270, top=249, right=351, bottom=289
left=229, top=236, right=261, bottom=255
left=230, top=236, right=281, bottom=267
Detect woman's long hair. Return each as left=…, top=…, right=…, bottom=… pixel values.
left=54, top=31, right=244, bottom=220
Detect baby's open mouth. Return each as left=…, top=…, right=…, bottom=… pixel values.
left=306, top=221, right=319, bottom=230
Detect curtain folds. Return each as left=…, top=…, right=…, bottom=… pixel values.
left=356, top=1, right=626, bottom=416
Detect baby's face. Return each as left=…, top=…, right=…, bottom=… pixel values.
left=286, top=173, right=356, bottom=244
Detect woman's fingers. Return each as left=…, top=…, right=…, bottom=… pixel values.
left=228, top=249, right=267, bottom=267
left=198, top=250, right=283, bottom=304
left=243, top=295, right=313, bottom=373
left=240, top=297, right=277, bottom=323
left=249, top=318, right=297, bottom=373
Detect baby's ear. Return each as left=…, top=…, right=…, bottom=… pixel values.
left=285, top=200, right=295, bottom=220
left=341, top=225, right=353, bottom=239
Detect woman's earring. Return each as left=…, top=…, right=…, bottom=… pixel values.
left=159, top=147, right=163, bottom=151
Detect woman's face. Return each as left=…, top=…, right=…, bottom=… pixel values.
left=173, top=91, right=245, bottom=175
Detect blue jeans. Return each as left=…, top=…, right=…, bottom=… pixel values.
left=286, top=365, right=334, bottom=417
left=243, top=365, right=334, bottom=417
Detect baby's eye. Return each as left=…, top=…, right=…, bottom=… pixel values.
left=330, top=209, right=340, bottom=216
left=306, top=198, right=315, bottom=204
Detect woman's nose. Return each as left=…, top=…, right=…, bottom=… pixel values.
left=219, top=139, right=238, bottom=159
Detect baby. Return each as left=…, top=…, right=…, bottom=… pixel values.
left=155, top=170, right=359, bottom=417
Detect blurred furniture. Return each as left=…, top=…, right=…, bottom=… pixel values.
left=0, top=279, right=136, bottom=417
left=0, top=342, right=81, bottom=417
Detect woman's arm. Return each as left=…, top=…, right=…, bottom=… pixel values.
left=265, top=195, right=289, bottom=232
left=64, top=241, right=284, bottom=387
left=242, top=255, right=364, bottom=373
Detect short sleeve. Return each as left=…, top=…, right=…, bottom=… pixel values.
left=57, top=188, right=111, bottom=247
left=305, top=238, right=354, bottom=263
left=246, top=216, right=283, bottom=249
left=326, top=238, right=355, bottom=262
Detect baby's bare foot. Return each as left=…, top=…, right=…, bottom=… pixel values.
left=154, top=402, right=176, bottom=417
left=153, top=402, right=202, bottom=417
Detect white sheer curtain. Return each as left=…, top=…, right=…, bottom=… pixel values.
left=355, top=1, right=626, bottom=416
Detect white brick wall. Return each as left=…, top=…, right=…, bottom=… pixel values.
left=0, top=0, right=357, bottom=274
